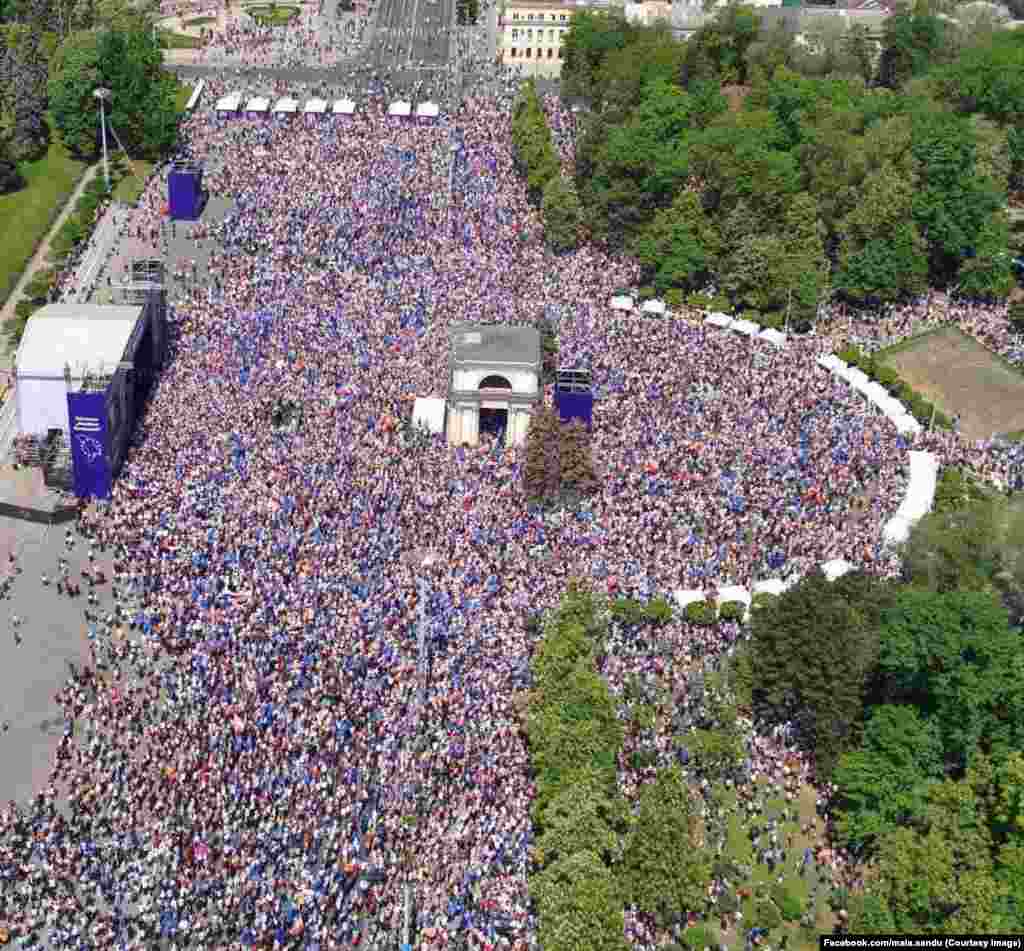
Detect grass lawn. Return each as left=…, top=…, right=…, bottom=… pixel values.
left=112, top=160, right=156, bottom=205
left=248, top=5, right=299, bottom=24
left=880, top=325, right=1024, bottom=441
left=159, top=28, right=203, bottom=48
left=0, top=129, right=87, bottom=308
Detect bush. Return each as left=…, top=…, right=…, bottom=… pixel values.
left=687, top=293, right=712, bottom=310
left=741, top=309, right=762, bottom=325
left=14, top=299, right=39, bottom=319
left=23, top=271, right=54, bottom=302
left=610, top=598, right=648, bottom=627
left=1008, top=300, right=1024, bottom=331
left=718, top=600, right=746, bottom=622
left=644, top=597, right=674, bottom=626
left=684, top=600, right=716, bottom=626
left=664, top=288, right=684, bottom=308
left=682, top=925, right=714, bottom=951
left=638, top=285, right=655, bottom=301
left=836, top=345, right=862, bottom=366
left=772, top=883, right=804, bottom=922
left=760, top=310, right=784, bottom=330
left=895, top=381, right=915, bottom=404
left=751, top=592, right=778, bottom=612
left=752, top=898, right=782, bottom=930
left=709, top=296, right=732, bottom=314
left=630, top=748, right=659, bottom=770
left=873, top=365, right=900, bottom=391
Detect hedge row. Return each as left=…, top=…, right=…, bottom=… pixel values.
left=836, top=343, right=952, bottom=430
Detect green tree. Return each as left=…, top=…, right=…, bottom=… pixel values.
left=901, top=496, right=1001, bottom=592
left=956, top=210, right=1016, bottom=300
left=874, top=589, right=1024, bottom=773
left=620, top=766, right=712, bottom=927
left=631, top=190, right=720, bottom=292
left=542, top=175, right=582, bottom=253
left=559, top=418, right=598, bottom=497
left=49, top=24, right=177, bottom=160
left=682, top=3, right=762, bottom=88
left=535, top=773, right=628, bottom=869
left=532, top=851, right=630, bottom=951
left=833, top=704, right=944, bottom=853
left=750, top=570, right=894, bottom=778
left=0, top=130, right=22, bottom=192
left=878, top=7, right=953, bottom=89
left=559, top=9, right=632, bottom=103
left=522, top=403, right=561, bottom=502
left=930, top=29, right=1024, bottom=125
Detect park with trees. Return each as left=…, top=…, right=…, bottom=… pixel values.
left=526, top=462, right=1024, bottom=948
left=513, top=4, right=1024, bottom=324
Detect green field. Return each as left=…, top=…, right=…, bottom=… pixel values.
left=248, top=5, right=300, bottom=24
left=159, top=28, right=203, bottom=48
left=112, top=160, right=156, bottom=205
left=0, top=127, right=87, bottom=307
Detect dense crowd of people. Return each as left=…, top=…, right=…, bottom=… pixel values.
left=2, top=81, right=1023, bottom=951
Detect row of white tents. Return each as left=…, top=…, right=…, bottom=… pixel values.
left=213, top=94, right=440, bottom=120
left=609, top=295, right=788, bottom=349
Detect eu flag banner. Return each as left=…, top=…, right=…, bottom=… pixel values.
left=67, top=390, right=112, bottom=500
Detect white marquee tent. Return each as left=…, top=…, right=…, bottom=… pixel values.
left=304, top=98, right=328, bottom=115
left=388, top=100, right=412, bottom=117
left=415, top=101, right=439, bottom=119
left=729, top=318, right=760, bottom=337
left=609, top=295, right=634, bottom=312
left=333, top=99, right=356, bottom=115
left=641, top=299, right=666, bottom=315
left=704, top=312, right=732, bottom=329
left=215, top=92, right=242, bottom=115
left=412, top=397, right=446, bottom=435
left=758, top=328, right=787, bottom=348
left=245, top=96, right=270, bottom=115
left=273, top=97, right=299, bottom=115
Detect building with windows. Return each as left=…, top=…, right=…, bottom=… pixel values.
left=498, top=0, right=593, bottom=77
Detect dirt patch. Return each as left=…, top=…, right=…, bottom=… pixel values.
left=882, top=327, right=1024, bottom=440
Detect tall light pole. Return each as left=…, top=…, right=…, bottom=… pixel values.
left=93, top=87, right=112, bottom=192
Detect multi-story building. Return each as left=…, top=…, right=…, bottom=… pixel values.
left=498, top=0, right=583, bottom=78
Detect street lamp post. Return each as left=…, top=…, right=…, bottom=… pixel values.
left=93, top=88, right=112, bottom=192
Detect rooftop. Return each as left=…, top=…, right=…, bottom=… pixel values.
left=451, top=323, right=541, bottom=366
left=15, top=304, right=142, bottom=378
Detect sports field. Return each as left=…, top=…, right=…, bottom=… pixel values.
left=881, top=326, right=1024, bottom=440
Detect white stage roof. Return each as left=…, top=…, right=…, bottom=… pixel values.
left=641, top=299, right=666, bottom=315
left=246, top=96, right=270, bottom=113
left=752, top=579, right=786, bottom=597
left=610, top=295, right=634, bottom=312
left=304, top=97, right=328, bottom=114
left=215, top=93, right=242, bottom=112
left=412, top=397, right=445, bottom=435
left=333, top=98, right=356, bottom=114
left=273, top=97, right=299, bottom=113
left=730, top=318, right=760, bottom=337
left=388, top=100, right=412, bottom=117
left=416, top=101, right=439, bottom=118
left=704, top=312, right=732, bottom=329
left=15, top=304, right=141, bottom=377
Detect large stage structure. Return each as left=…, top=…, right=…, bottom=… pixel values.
left=446, top=323, right=540, bottom=447
left=555, top=367, right=593, bottom=426
left=13, top=292, right=168, bottom=499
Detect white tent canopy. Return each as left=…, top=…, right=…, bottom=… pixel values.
left=758, top=328, right=787, bottom=348
left=862, top=381, right=890, bottom=405
left=674, top=589, right=707, bottom=609
left=752, top=579, right=787, bottom=597
left=888, top=412, right=922, bottom=436
left=333, top=98, right=356, bottom=115
left=821, top=559, right=855, bottom=582
left=717, top=585, right=750, bottom=607
left=388, top=100, right=412, bottom=117
left=246, top=96, right=270, bottom=113
left=817, top=354, right=846, bottom=373
left=185, top=79, right=205, bottom=111
left=610, top=295, right=634, bottom=312
left=882, top=514, right=912, bottom=546
left=416, top=101, right=439, bottom=118
left=215, top=92, right=242, bottom=112
left=730, top=318, right=760, bottom=337
left=412, top=397, right=446, bottom=435
left=641, top=299, right=666, bottom=315
left=896, top=450, right=939, bottom=523
left=304, top=97, right=328, bottom=114
left=273, top=97, right=299, bottom=114
left=704, top=313, right=732, bottom=329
